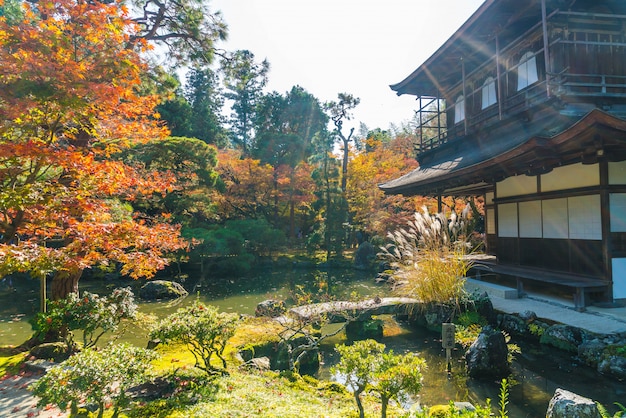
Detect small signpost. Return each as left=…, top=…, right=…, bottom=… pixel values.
left=442, top=323, right=455, bottom=373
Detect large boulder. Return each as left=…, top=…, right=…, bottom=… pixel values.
left=546, top=388, right=601, bottom=418
left=139, top=280, right=188, bottom=300
left=465, top=326, right=510, bottom=379
left=413, top=303, right=455, bottom=332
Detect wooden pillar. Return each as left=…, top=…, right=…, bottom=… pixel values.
left=462, top=58, right=468, bottom=135
left=496, top=32, right=503, bottom=120
left=600, top=159, right=614, bottom=301
left=541, top=0, right=552, bottom=97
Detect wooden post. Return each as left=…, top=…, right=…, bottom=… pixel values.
left=442, top=323, right=456, bottom=373
left=40, top=275, right=46, bottom=313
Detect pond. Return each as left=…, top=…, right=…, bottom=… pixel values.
left=1, top=267, right=625, bottom=417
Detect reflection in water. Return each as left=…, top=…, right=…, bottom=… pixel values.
left=1, top=268, right=625, bottom=416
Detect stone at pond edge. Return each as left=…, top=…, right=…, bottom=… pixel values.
left=540, top=324, right=590, bottom=353
left=597, top=354, right=626, bottom=380
left=546, top=388, right=601, bottom=418
left=255, top=299, right=286, bottom=318
left=465, top=325, right=510, bottom=379
left=345, top=319, right=383, bottom=341
left=29, top=342, right=70, bottom=362
left=498, top=313, right=528, bottom=337
left=241, top=356, right=271, bottom=371
left=237, top=337, right=320, bottom=375
left=578, top=339, right=606, bottom=368
left=353, top=241, right=377, bottom=270
left=139, top=280, right=188, bottom=300
left=519, top=310, right=537, bottom=322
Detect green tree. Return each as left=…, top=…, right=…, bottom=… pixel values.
left=150, top=301, right=239, bottom=375
left=0, top=0, right=22, bottom=24
left=222, top=50, right=270, bottom=155
left=254, top=86, right=327, bottom=166
left=309, top=132, right=344, bottom=260
left=225, top=218, right=286, bottom=256
left=333, top=339, right=425, bottom=418
left=184, top=67, right=228, bottom=146
left=157, top=75, right=195, bottom=138
left=254, top=86, right=327, bottom=237
left=30, top=287, right=137, bottom=350
left=326, top=93, right=360, bottom=194
left=129, top=0, right=228, bottom=66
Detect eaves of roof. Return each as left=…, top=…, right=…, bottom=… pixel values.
left=378, top=109, right=626, bottom=196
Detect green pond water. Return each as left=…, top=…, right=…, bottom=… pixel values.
left=1, top=267, right=625, bottom=417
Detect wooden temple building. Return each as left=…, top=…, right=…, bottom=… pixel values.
left=379, top=0, right=626, bottom=308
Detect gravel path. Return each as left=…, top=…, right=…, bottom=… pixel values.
left=0, top=372, right=67, bottom=418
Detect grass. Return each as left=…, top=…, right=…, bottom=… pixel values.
left=0, top=346, right=27, bottom=377
left=139, top=319, right=408, bottom=418
left=140, top=368, right=400, bottom=418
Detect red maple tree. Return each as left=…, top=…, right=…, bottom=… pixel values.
left=0, top=0, right=186, bottom=300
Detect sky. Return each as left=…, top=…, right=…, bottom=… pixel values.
left=210, top=0, right=485, bottom=132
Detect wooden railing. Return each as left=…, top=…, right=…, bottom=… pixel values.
left=414, top=9, right=626, bottom=157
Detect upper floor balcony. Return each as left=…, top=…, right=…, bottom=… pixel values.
left=396, top=1, right=626, bottom=161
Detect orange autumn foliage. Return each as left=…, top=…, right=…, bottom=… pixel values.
left=0, top=0, right=186, bottom=295
left=347, top=135, right=446, bottom=237
left=214, top=149, right=316, bottom=233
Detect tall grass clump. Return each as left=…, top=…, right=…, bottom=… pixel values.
left=379, top=205, right=475, bottom=306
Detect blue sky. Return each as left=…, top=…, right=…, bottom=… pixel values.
left=211, top=0, right=485, bottom=132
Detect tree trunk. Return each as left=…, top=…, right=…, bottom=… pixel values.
left=341, top=137, right=349, bottom=194
left=354, top=390, right=365, bottom=418
left=381, top=396, right=389, bottom=418
left=51, top=268, right=83, bottom=300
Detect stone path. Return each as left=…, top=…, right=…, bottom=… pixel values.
left=466, top=278, right=626, bottom=334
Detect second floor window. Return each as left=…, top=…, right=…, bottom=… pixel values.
left=454, top=95, right=465, bottom=124
left=517, top=51, right=538, bottom=91
left=482, top=76, right=497, bottom=109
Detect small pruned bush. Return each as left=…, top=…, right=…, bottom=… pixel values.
left=30, top=287, right=137, bottom=350
left=31, top=343, right=156, bottom=418
left=150, top=301, right=238, bottom=375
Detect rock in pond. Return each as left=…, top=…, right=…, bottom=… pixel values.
left=139, top=280, right=188, bottom=300
left=598, top=354, right=626, bottom=381
left=540, top=324, right=589, bottom=353
left=255, top=299, right=286, bottom=318
left=546, top=388, right=601, bottom=418
left=465, top=325, right=510, bottom=379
